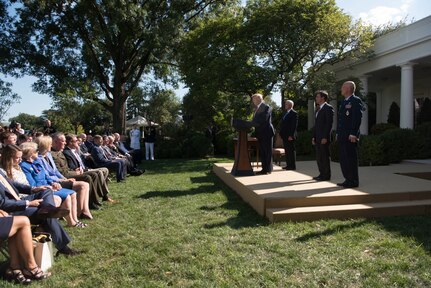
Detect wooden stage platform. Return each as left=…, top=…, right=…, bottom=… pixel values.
left=213, top=161, right=431, bottom=222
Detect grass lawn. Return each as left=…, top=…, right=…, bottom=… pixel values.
left=1, top=158, right=431, bottom=287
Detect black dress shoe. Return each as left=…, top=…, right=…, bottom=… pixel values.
left=343, top=183, right=359, bottom=188
left=313, top=176, right=321, bottom=180
left=37, top=207, right=70, bottom=219
left=285, top=168, right=296, bottom=171
left=255, top=170, right=268, bottom=175
left=337, top=182, right=347, bottom=187
left=315, top=177, right=330, bottom=181
left=89, top=203, right=101, bottom=210
left=56, top=246, right=81, bottom=257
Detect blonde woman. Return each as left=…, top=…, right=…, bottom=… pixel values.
left=35, top=136, right=91, bottom=223
left=19, top=143, right=86, bottom=228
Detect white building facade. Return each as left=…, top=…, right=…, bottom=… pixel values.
left=313, top=16, right=431, bottom=134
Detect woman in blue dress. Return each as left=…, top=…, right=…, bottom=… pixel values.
left=19, top=142, right=86, bottom=228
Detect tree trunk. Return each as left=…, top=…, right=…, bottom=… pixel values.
left=112, top=89, right=127, bottom=134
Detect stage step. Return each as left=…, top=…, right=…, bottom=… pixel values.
left=265, top=190, right=431, bottom=209
left=267, top=199, right=431, bottom=222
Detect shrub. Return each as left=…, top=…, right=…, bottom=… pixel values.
left=213, top=129, right=235, bottom=156
left=155, top=137, right=182, bottom=159
left=415, top=122, right=431, bottom=158
left=295, top=130, right=315, bottom=156
left=370, top=123, right=398, bottom=135
left=182, top=132, right=214, bottom=158
left=358, top=135, right=387, bottom=166
left=387, top=102, right=400, bottom=126
left=379, top=128, right=422, bottom=162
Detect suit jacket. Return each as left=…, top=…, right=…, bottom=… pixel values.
left=314, top=103, right=334, bottom=142
left=0, top=170, right=31, bottom=212
left=279, top=109, right=298, bottom=140
left=51, top=149, right=80, bottom=178
left=91, top=145, right=112, bottom=166
left=37, top=153, right=65, bottom=182
left=63, top=147, right=85, bottom=171
left=337, top=95, right=363, bottom=140
left=251, top=102, right=275, bottom=139
left=116, top=141, right=130, bottom=155
left=20, top=159, right=54, bottom=187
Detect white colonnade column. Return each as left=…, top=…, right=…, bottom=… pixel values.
left=398, top=62, right=415, bottom=129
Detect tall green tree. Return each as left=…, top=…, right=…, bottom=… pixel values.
left=4, top=0, right=226, bottom=133
left=0, top=79, right=21, bottom=122
left=8, top=113, right=42, bottom=131
left=243, top=0, right=374, bottom=106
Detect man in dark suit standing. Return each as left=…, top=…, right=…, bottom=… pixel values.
left=337, top=81, right=363, bottom=188
left=251, top=93, right=275, bottom=175
left=279, top=100, right=298, bottom=170
left=312, top=91, right=334, bottom=181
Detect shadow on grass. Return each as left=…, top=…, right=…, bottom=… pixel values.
left=375, top=215, right=431, bottom=253
left=295, top=220, right=368, bottom=242
left=138, top=184, right=219, bottom=199
left=294, top=216, right=431, bottom=254
left=138, top=158, right=225, bottom=175
left=200, top=174, right=270, bottom=229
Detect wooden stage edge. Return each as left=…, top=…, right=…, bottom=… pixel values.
left=213, top=161, right=431, bottom=222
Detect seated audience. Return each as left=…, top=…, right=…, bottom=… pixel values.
left=91, top=135, right=127, bottom=182
left=34, top=136, right=91, bottom=224
left=0, top=169, right=80, bottom=256
left=113, top=133, right=142, bottom=164
left=64, top=134, right=114, bottom=205
left=19, top=143, right=86, bottom=228
left=0, top=144, right=59, bottom=206
left=1, top=211, right=50, bottom=284
left=104, top=135, right=143, bottom=176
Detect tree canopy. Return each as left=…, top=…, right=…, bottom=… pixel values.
left=3, top=0, right=226, bottom=133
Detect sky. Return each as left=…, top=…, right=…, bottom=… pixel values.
left=3, top=0, right=431, bottom=122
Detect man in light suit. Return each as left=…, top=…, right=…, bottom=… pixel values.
left=312, top=90, right=334, bottom=181
left=279, top=100, right=298, bottom=170
left=337, top=81, right=363, bottom=188
left=0, top=170, right=79, bottom=256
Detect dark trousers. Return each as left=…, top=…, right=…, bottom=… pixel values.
left=339, top=140, right=359, bottom=185
left=315, top=142, right=331, bottom=179
left=257, top=135, right=273, bottom=172
left=102, top=160, right=126, bottom=182
left=283, top=139, right=296, bottom=169
left=16, top=190, right=71, bottom=250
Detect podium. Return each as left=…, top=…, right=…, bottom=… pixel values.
left=231, top=119, right=255, bottom=176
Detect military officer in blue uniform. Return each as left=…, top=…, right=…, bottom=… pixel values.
left=337, top=81, right=363, bottom=188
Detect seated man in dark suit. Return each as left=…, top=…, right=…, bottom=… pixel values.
left=0, top=170, right=80, bottom=256
left=113, top=133, right=142, bottom=164
left=91, top=135, right=127, bottom=182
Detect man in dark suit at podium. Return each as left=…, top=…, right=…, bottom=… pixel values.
left=232, top=93, right=274, bottom=175
left=279, top=100, right=298, bottom=170
left=312, top=90, right=334, bottom=181
left=337, top=81, right=363, bottom=188
left=251, top=93, right=275, bottom=174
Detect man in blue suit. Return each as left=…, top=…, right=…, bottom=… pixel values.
left=279, top=100, right=298, bottom=170
left=337, top=81, right=363, bottom=188
left=91, top=135, right=127, bottom=182
left=312, top=90, right=334, bottom=181
left=0, top=170, right=79, bottom=256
